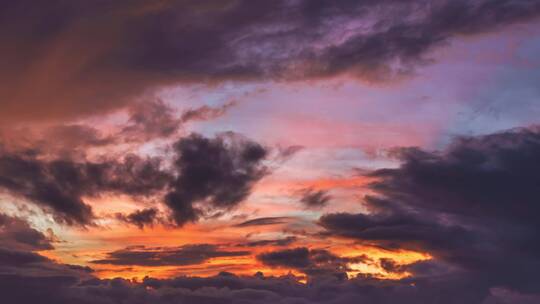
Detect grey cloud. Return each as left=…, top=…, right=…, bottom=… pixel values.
left=165, top=133, right=268, bottom=226
left=92, top=244, right=249, bottom=267
left=3, top=0, right=540, bottom=123
left=299, top=188, right=332, bottom=209
left=0, top=213, right=53, bottom=251
left=233, top=217, right=292, bottom=228
left=115, top=208, right=160, bottom=229
left=0, top=152, right=170, bottom=225
left=320, top=126, right=540, bottom=295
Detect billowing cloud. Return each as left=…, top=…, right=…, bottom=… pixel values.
left=165, top=133, right=268, bottom=226
left=320, top=126, right=540, bottom=294
left=115, top=208, right=160, bottom=229
left=92, top=244, right=249, bottom=266
left=0, top=227, right=532, bottom=304
left=0, top=130, right=269, bottom=227
left=3, top=0, right=540, bottom=123
left=0, top=152, right=170, bottom=225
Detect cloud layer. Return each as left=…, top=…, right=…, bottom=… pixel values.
left=0, top=132, right=268, bottom=226
left=321, top=127, right=540, bottom=295
left=3, top=0, right=540, bottom=123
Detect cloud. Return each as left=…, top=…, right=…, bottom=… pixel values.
left=120, top=99, right=182, bottom=141
left=378, top=258, right=405, bottom=274
left=320, top=126, right=540, bottom=294
left=241, top=236, right=297, bottom=247
left=0, top=213, right=53, bottom=251
left=3, top=0, right=540, bottom=123
left=165, top=133, right=268, bottom=226
left=120, top=99, right=237, bottom=143
left=0, top=130, right=269, bottom=227
left=115, top=208, right=160, bottom=229
left=0, top=123, right=115, bottom=158
left=233, top=217, right=292, bottom=227
left=298, top=188, right=332, bottom=209
left=0, top=152, right=170, bottom=225
left=180, top=101, right=236, bottom=123
left=120, top=99, right=236, bottom=142
left=0, top=213, right=92, bottom=290
left=257, top=247, right=358, bottom=279
left=0, top=99, right=236, bottom=156
left=0, top=238, right=535, bottom=304
left=92, top=244, right=249, bottom=267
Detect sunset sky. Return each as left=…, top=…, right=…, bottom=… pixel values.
left=1, top=1, right=540, bottom=303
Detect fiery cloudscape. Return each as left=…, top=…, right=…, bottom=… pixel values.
left=1, top=1, right=540, bottom=303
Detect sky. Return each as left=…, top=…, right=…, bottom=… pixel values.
left=1, top=1, right=540, bottom=303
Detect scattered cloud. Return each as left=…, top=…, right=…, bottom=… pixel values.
left=298, top=188, right=332, bottom=209
left=233, top=217, right=292, bottom=228
left=92, top=244, right=249, bottom=266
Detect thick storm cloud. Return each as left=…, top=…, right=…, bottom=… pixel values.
left=3, top=0, right=540, bottom=123
left=320, top=127, right=540, bottom=295
left=165, top=133, right=268, bottom=226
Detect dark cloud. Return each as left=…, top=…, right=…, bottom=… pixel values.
left=233, top=217, right=292, bottom=228
left=92, top=244, right=249, bottom=266
left=0, top=213, right=94, bottom=287
left=165, top=133, right=268, bottom=226
left=0, top=131, right=268, bottom=226
left=299, top=188, right=332, bottom=209
left=0, top=251, right=536, bottom=304
left=4, top=127, right=540, bottom=304
left=242, top=236, right=297, bottom=247
left=258, top=247, right=311, bottom=269
left=3, top=0, right=540, bottom=123
left=379, top=258, right=405, bottom=274
left=115, top=208, right=159, bottom=229
left=320, top=127, right=540, bottom=295
left=0, top=152, right=170, bottom=225
left=0, top=213, right=53, bottom=251
left=257, top=247, right=357, bottom=279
